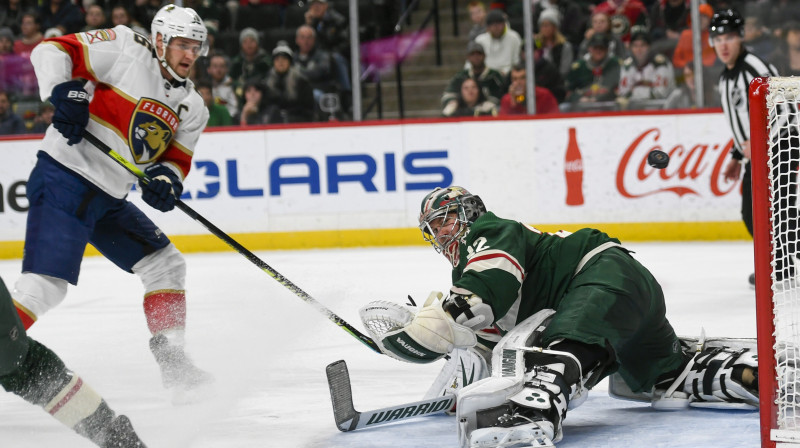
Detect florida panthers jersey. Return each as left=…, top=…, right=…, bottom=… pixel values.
left=30, top=25, right=209, bottom=199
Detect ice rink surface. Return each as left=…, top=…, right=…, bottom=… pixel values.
left=0, top=240, right=762, bottom=447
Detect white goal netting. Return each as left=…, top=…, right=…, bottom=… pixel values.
left=763, top=77, right=800, bottom=442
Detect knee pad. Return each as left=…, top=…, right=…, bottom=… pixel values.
left=12, top=273, right=69, bottom=326
left=132, top=243, right=186, bottom=292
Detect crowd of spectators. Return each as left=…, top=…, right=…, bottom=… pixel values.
left=442, top=0, right=800, bottom=116
left=0, top=0, right=395, bottom=134
left=0, top=0, right=798, bottom=134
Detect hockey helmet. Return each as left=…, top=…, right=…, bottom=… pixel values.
left=151, top=5, right=208, bottom=81
left=709, top=9, right=744, bottom=38
left=419, top=186, right=486, bottom=266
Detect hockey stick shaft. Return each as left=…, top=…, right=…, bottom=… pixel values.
left=82, top=131, right=381, bottom=354
left=326, top=360, right=454, bottom=432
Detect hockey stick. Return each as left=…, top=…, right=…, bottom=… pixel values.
left=326, top=359, right=455, bottom=432
left=81, top=131, right=381, bottom=354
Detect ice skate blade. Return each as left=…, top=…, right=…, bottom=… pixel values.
left=470, top=423, right=555, bottom=447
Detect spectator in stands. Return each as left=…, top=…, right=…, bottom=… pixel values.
left=499, top=63, right=559, bottom=115
left=529, top=0, right=587, bottom=49
left=110, top=5, right=148, bottom=37
left=29, top=100, right=54, bottom=133
left=765, top=0, right=800, bottom=35
left=565, top=33, right=621, bottom=105
left=0, top=27, right=19, bottom=92
left=769, top=20, right=800, bottom=76
left=0, top=27, right=13, bottom=56
left=196, top=79, right=233, bottom=127
left=577, top=10, right=627, bottom=61
left=475, top=9, right=521, bottom=76
left=0, top=0, right=30, bottom=36
left=649, top=0, right=689, bottom=41
left=743, top=14, right=776, bottom=61
left=617, top=28, right=675, bottom=108
left=295, top=24, right=337, bottom=105
left=185, top=0, right=232, bottom=34
left=442, top=41, right=506, bottom=111
left=132, top=0, right=162, bottom=34
left=237, top=79, right=271, bottom=125
left=230, top=27, right=272, bottom=99
left=534, top=8, right=574, bottom=77
left=467, top=1, right=487, bottom=42
left=207, top=54, right=239, bottom=118
left=14, top=12, right=42, bottom=56
left=664, top=61, right=699, bottom=109
left=264, top=41, right=315, bottom=123
left=648, top=0, right=689, bottom=60
left=37, top=0, right=84, bottom=36
left=305, top=0, right=349, bottom=56
left=672, top=4, right=717, bottom=70
left=82, top=4, right=107, bottom=32
left=0, top=90, right=25, bottom=135
left=594, top=0, right=649, bottom=42
left=442, top=77, right=497, bottom=117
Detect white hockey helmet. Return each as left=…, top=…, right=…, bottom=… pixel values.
left=151, top=4, right=208, bottom=81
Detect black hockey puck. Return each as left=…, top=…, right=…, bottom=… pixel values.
left=647, top=150, right=670, bottom=169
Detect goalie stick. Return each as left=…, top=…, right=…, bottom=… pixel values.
left=82, top=131, right=381, bottom=354
left=326, top=360, right=455, bottom=432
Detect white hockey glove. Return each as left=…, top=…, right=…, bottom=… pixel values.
left=443, top=287, right=495, bottom=331
left=365, top=291, right=477, bottom=364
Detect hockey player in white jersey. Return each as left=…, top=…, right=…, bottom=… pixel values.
left=10, top=5, right=212, bottom=403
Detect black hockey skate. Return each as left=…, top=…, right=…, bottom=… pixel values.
left=100, top=415, right=147, bottom=448
left=149, top=334, right=214, bottom=402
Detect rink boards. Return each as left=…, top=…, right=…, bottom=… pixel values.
left=0, top=111, right=748, bottom=258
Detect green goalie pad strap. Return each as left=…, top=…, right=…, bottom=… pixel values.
left=383, top=330, right=446, bottom=364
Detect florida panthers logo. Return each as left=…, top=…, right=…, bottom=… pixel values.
left=128, top=98, right=180, bottom=163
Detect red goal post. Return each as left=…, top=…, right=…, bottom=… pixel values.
left=751, top=76, right=800, bottom=448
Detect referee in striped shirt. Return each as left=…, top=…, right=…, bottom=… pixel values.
left=711, top=8, right=795, bottom=287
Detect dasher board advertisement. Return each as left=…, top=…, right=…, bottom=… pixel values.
left=0, top=111, right=741, bottom=246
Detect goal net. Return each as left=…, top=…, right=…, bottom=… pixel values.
left=751, top=76, right=800, bottom=448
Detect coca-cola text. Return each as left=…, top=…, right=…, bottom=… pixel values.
left=616, top=128, right=738, bottom=199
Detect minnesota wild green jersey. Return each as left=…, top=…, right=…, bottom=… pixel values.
left=452, top=212, right=621, bottom=332
left=451, top=212, right=684, bottom=392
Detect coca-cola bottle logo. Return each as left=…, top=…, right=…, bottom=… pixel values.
left=616, top=128, right=738, bottom=198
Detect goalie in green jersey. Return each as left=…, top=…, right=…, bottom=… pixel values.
left=361, top=186, right=760, bottom=447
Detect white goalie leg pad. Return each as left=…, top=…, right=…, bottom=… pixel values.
left=132, top=243, right=186, bottom=292
left=423, top=346, right=491, bottom=414
left=456, top=309, right=558, bottom=447
left=12, top=273, right=69, bottom=320
left=457, top=376, right=526, bottom=448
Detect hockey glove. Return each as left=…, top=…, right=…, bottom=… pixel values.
left=139, top=164, right=183, bottom=212
left=443, top=287, right=495, bottom=331
left=382, top=291, right=477, bottom=363
left=50, top=80, right=90, bottom=145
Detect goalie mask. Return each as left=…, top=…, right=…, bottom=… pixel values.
left=419, top=186, right=486, bottom=266
left=151, top=5, right=209, bottom=82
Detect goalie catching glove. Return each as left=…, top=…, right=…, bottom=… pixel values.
left=360, top=291, right=480, bottom=363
